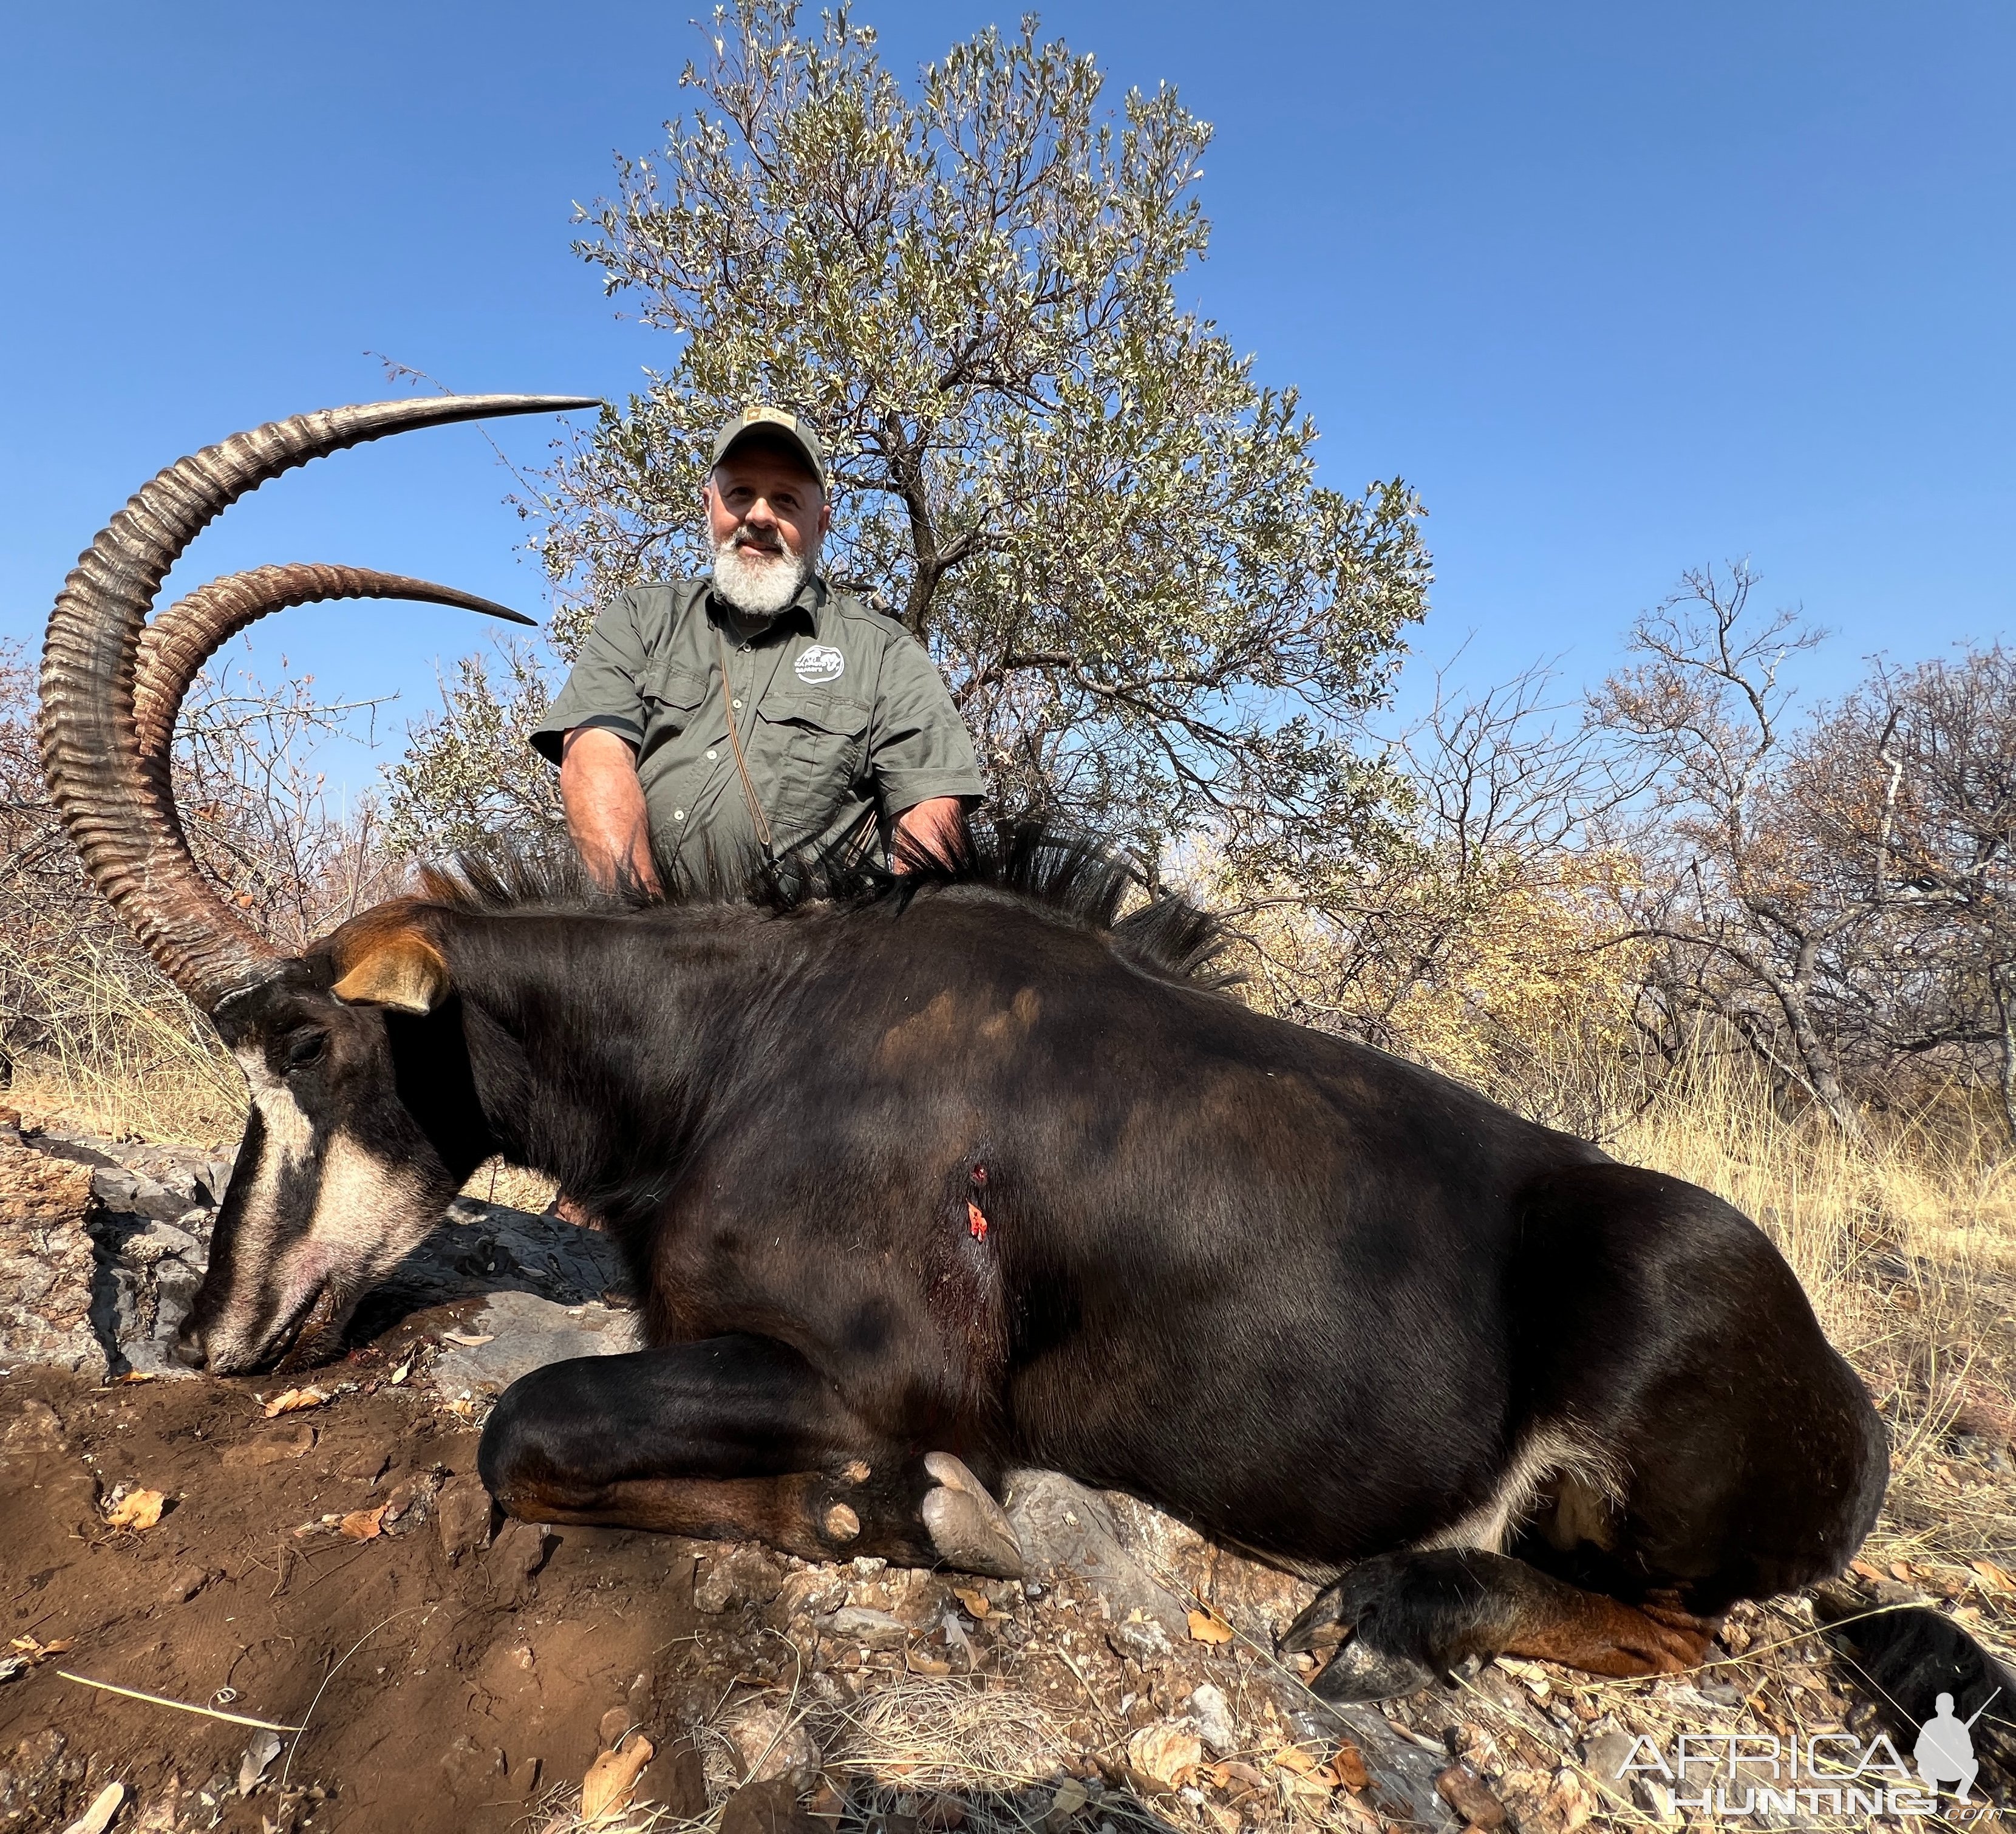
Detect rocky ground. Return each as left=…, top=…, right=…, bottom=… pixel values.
left=1, top=1116, right=2011, bottom=1834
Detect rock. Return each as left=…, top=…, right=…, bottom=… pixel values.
left=2, top=1399, right=64, bottom=1450
left=776, top=1569, right=848, bottom=1620
left=693, top=1543, right=788, bottom=1614
left=1108, top=1613, right=1172, bottom=1663
left=161, top=1564, right=209, bottom=1605
left=1578, top=1730, right=1635, bottom=1808
left=89, top=1167, right=140, bottom=1211
left=1045, top=1778, right=1089, bottom=1832
left=1126, top=1725, right=1202, bottom=1791
left=1492, top=1764, right=1596, bottom=1834
left=438, top=1734, right=504, bottom=1797
left=121, top=1220, right=201, bottom=1266
left=0, top=1144, right=94, bottom=1229
left=429, top=1289, right=641, bottom=1397
left=1000, top=1471, right=1188, bottom=1639
left=435, top=1473, right=494, bottom=1561
left=721, top=1700, right=820, bottom=1787
left=1435, top=1764, right=1507, bottom=1829
left=720, top=1776, right=820, bottom=1834
left=486, top=1519, right=553, bottom=1603
left=823, top=1606, right=912, bottom=1650
left=1188, top=1682, right=1236, bottom=1757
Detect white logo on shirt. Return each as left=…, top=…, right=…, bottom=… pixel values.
left=794, top=644, right=845, bottom=684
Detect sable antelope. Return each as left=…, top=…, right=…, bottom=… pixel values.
left=38, top=400, right=2011, bottom=1744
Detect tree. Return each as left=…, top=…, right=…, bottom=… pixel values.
left=1791, top=647, right=2016, bottom=1139
left=426, top=1, right=1429, bottom=874
left=1590, top=563, right=1873, bottom=1135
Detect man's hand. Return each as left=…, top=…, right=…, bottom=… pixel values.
left=894, top=795, right=966, bottom=871
left=560, top=727, right=661, bottom=895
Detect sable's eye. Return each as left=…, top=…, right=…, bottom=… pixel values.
left=284, top=1030, right=329, bottom=1071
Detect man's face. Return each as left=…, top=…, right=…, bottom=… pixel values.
left=704, top=442, right=830, bottom=569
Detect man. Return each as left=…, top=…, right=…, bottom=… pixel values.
left=532, top=406, right=982, bottom=888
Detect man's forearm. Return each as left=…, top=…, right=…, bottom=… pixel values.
left=559, top=727, right=660, bottom=893
left=894, top=795, right=966, bottom=869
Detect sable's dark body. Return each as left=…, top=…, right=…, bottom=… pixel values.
left=308, top=851, right=1889, bottom=1670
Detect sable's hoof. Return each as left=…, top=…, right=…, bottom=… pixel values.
left=921, top=1452, right=1025, bottom=1579
left=1279, top=1580, right=1352, bottom=1656
left=1310, top=1638, right=1439, bottom=1704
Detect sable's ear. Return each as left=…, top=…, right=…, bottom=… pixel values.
left=332, top=929, right=449, bottom=1014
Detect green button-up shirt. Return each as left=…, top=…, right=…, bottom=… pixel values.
left=530, top=577, right=984, bottom=868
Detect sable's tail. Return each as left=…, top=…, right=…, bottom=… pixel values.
left=1814, top=1586, right=2016, bottom=1785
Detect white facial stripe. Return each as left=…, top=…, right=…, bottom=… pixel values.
left=308, top=1130, right=443, bottom=1278
left=206, top=1048, right=449, bottom=1368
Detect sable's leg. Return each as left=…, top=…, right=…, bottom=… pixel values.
left=476, top=1334, right=1023, bottom=1577
left=1279, top=1550, right=1720, bottom=1703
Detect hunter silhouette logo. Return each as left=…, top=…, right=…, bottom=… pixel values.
left=1916, top=1688, right=1997, bottom=1802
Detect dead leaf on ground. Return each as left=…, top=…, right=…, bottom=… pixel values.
left=338, top=1503, right=391, bottom=1541
left=1205, top=1761, right=1267, bottom=1795
left=1329, top=1740, right=1372, bottom=1791
left=117, top=1371, right=157, bottom=1385
left=1970, top=1558, right=2013, bottom=1592
left=581, top=1732, right=655, bottom=1823
left=953, top=1586, right=992, bottom=1619
left=8, top=1636, right=72, bottom=1665
left=263, top=1386, right=326, bottom=1418
left=441, top=1329, right=495, bottom=1347
left=103, top=1488, right=165, bottom=1530
left=1850, top=1558, right=1885, bottom=1583
left=1187, top=1606, right=1234, bottom=1644
left=389, top=1359, right=412, bottom=1385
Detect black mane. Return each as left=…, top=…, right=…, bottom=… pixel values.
left=414, top=819, right=1237, bottom=989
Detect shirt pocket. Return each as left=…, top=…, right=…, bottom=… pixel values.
left=639, top=664, right=709, bottom=746
left=755, top=689, right=871, bottom=814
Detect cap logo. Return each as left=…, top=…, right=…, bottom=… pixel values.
left=794, top=644, right=845, bottom=684
left=745, top=404, right=798, bottom=429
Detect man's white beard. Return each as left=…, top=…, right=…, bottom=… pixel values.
left=712, top=530, right=813, bottom=619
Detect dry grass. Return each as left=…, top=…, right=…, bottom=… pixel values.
left=2, top=939, right=245, bottom=1147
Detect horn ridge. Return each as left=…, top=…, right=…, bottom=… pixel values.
left=40, top=394, right=599, bottom=1009
left=133, top=562, right=539, bottom=850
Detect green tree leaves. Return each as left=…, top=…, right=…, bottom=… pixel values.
left=520, top=1, right=1428, bottom=872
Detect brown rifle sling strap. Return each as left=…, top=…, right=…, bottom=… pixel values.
left=716, top=629, right=775, bottom=859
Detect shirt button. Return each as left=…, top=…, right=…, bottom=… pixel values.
left=705, top=749, right=717, bottom=760
left=731, top=698, right=743, bottom=709
left=739, top=643, right=751, bottom=653
left=672, top=810, right=686, bottom=821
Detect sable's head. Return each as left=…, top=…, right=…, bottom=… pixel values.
left=36, top=395, right=594, bottom=1373
left=172, top=912, right=486, bottom=1374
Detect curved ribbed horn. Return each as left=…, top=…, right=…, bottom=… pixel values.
left=134, top=563, right=536, bottom=843
left=40, top=395, right=597, bottom=1012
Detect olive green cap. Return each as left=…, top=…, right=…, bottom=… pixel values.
left=710, top=405, right=826, bottom=491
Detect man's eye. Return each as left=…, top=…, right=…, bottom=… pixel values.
left=285, top=1031, right=328, bottom=1071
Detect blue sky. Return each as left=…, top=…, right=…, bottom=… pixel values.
left=4, top=2, right=2010, bottom=799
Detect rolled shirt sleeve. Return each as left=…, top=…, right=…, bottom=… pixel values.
left=868, top=627, right=986, bottom=816
left=528, top=591, right=652, bottom=764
